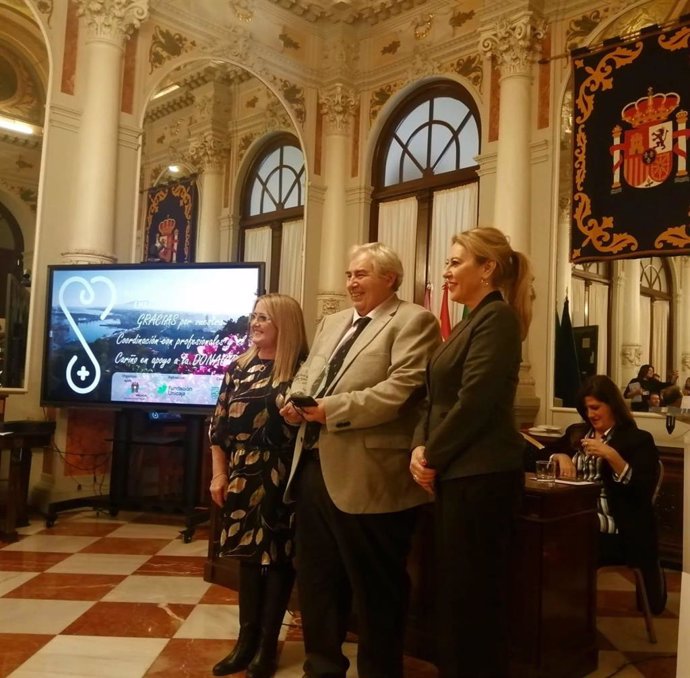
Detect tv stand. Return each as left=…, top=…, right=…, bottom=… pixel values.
left=47, top=410, right=209, bottom=542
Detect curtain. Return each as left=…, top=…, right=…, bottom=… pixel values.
left=377, top=197, right=417, bottom=302
left=589, top=282, right=609, bottom=374
left=570, top=278, right=586, bottom=327
left=244, top=227, right=272, bottom=292
left=651, top=300, right=669, bottom=376
left=279, top=219, right=304, bottom=301
left=639, top=296, right=651, bottom=366
left=429, top=183, right=478, bottom=327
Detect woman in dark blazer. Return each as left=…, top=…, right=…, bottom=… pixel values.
left=546, top=375, right=666, bottom=615
left=410, top=227, right=534, bottom=678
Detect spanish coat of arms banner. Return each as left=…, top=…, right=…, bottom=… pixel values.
left=143, top=176, right=198, bottom=263
left=571, top=23, right=690, bottom=263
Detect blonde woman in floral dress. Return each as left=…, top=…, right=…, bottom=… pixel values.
left=209, top=294, right=308, bottom=678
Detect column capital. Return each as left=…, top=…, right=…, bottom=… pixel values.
left=320, top=83, right=357, bottom=135
left=316, top=292, right=347, bottom=324
left=187, top=132, right=229, bottom=171
left=682, top=353, right=690, bottom=371
left=61, top=248, right=117, bottom=265
left=621, top=344, right=642, bottom=367
left=76, top=0, right=149, bottom=43
left=480, top=10, right=545, bottom=78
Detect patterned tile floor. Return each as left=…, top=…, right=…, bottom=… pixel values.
left=0, top=510, right=680, bottom=678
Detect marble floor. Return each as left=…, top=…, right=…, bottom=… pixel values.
left=0, top=509, right=680, bottom=678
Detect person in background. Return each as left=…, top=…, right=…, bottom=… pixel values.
left=624, top=364, right=678, bottom=412
left=547, top=374, right=666, bottom=615
left=209, top=294, right=308, bottom=678
left=660, top=385, right=682, bottom=408
left=648, top=392, right=661, bottom=409
left=409, top=226, right=534, bottom=678
left=682, top=377, right=690, bottom=397
left=281, top=242, right=440, bottom=678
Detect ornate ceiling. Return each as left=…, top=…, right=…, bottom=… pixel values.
left=260, top=0, right=432, bottom=24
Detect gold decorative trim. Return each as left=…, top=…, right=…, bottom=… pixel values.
left=655, top=225, right=690, bottom=249
left=148, top=25, right=197, bottom=74
left=566, top=10, right=603, bottom=51
left=451, top=53, right=482, bottom=92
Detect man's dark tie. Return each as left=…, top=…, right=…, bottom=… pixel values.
left=303, top=316, right=371, bottom=449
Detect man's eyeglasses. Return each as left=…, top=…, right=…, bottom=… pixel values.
left=249, top=313, right=272, bottom=324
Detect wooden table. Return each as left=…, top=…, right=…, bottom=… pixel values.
left=0, top=421, right=55, bottom=538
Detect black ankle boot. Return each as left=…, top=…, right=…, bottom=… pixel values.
left=246, top=566, right=295, bottom=678
left=212, top=623, right=260, bottom=676
left=213, top=563, right=265, bottom=676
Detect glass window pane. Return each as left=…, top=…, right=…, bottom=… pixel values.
left=459, top=120, right=479, bottom=168
left=282, top=169, right=300, bottom=208
left=433, top=96, right=467, bottom=124
left=395, top=101, right=430, bottom=144
left=258, top=149, right=281, bottom=180
left=385, top=142, right=403, bottom=186
left=402, top=155, right=423, bottom=182
left=282, top=145, right=304, bottom=172
left=250, top=182, right=263, bottom=215
left=429, top=124, right=454, bottom=169
left=407, top=128, right=429, bottom=169
left=434, top=140, right=459, bottom=175
left=265, top=169, right=280, bottom=206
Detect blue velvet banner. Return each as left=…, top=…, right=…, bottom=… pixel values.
left=144, top=176, right=198, bottom=263
left=571, top=23, right=690, bottom=262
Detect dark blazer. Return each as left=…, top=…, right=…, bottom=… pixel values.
left=413, top=291, right=524, bottom=480
left=546, top=422, right=660, bottom=566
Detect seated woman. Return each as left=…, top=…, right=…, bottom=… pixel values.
left=547, top=374, right=667, bottom=614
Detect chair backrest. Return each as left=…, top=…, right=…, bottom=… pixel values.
left=652, top=458, right=664, bottom=505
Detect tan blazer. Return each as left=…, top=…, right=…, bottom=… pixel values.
left=285, top=295, right=441, bottom=514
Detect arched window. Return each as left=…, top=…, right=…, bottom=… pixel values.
left=571, top=261, right=612, bottom=375
left=371, top=81, right=480, bottom=322
left=240, top=134, right=305, bottom=298
left=639, top=257, right=673, bottom=377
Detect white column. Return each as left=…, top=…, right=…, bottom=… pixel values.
left=316, top=83, right=356, bottom=320
left=64, top=0, right=149, bottom=264
left=481, top=10, right=544, bottom=251
left=481, top=10, right=544, bottom=424
left=189, top=133, right=227, bottom=262
left=620, top=259, right=642, bottom=385
left=680, top=258, right=690, bottom=385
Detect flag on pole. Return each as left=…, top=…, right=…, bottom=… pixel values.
left=554, top=296, right=581, bottom=407
left=439, top=282, right=452, bottom=341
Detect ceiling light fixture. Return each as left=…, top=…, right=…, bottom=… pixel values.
left=0, top=115, right=39, bottom=136
left=167, top=165, right=181, bottom=173
left=152, top=83, right=180, bottom=100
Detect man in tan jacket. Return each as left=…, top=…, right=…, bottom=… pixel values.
left=282, top=242, right=440, bottom=678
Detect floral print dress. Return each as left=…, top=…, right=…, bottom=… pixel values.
left=209, top=356, right=298, bottom=566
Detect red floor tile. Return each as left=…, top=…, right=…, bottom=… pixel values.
left=8, top=572, right=125, bottom=600
left=134, top=555, right=205, bottom=577
left=144, top=638, right=245, bottom=677
left=61, top=601, right=195, bottom=637
left=199, top=583, right=239, bottom=604
left=0, top=551, right=70, bottom=572
left=0, top=633, right=53, bottom=675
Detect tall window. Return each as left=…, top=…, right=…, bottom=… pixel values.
left=571, top=261, right=611, bottom=374
left=371, top=81, right=480, bottom=322
left=240, top=135, right=305, bottom=298
left=639, top=257, right=673, bottom=376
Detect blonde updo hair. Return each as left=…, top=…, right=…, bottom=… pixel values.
left=452, top=227, right=534, bottom=339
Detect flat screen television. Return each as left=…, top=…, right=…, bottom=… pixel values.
left=41, top=263, right=264, bottom=411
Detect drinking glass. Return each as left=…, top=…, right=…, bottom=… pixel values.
left=535, top=460, right=556, bottom=486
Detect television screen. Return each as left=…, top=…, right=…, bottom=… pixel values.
left=41, top=263, right=264, bottom=411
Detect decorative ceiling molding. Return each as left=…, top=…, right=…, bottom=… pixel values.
left=265, top=0, right=432, bottom=25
